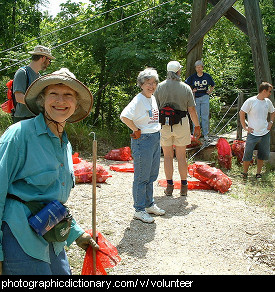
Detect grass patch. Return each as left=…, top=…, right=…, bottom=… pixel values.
left=225, top=158, right=275, bottom=217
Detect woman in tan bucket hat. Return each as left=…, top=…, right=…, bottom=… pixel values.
left=0, top=68, right=98, bottom=275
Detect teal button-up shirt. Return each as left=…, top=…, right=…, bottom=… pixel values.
left=0, top=113, right=84, bottom=263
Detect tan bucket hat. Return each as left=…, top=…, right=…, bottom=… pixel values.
left=24, top=68, right=93, bottom=123
left=28, top=45, right=55, bottom=60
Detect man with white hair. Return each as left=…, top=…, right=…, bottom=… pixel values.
left=154, top=61, right=201, bottom=196
left=12, top=45, right=55, bottom=123
left=185, top=60, right=215, bottom=143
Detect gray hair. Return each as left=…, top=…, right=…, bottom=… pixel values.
left=36, top=91, right=46, bottom=113
left=137, top=68, right=159, bottom=88
left=195, top=60, right=204, bottom=67
left=166, top=71, right=181, bottom=81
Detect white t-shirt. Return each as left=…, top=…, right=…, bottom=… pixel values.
left=241, top=96, right=275, bottom=136
left=120, top=93, right=161, bottom=134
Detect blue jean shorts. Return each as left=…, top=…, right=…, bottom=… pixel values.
left=243, top=132, right=271, bottom=161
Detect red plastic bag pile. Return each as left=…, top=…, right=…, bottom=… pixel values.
left=104, top=147, right=132, bottom=161
left=1, top=80, right=14, bottom=114
left=109, top=163, right=134, bottom=172
left=188, top=162, right=232, bottom=193
left=186, top=135, right=202, bottom=148
left=216, top=138, right=232, bottom=169
left=231, top=140, right=245, bottom=163
left=72, top=153, right=111, bottom=183
left=158, top=179, right=213, bottom=190
left=82, top=230, right=121, bottom=275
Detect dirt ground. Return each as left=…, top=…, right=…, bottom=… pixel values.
left=66, top=157, right=274, bottom=275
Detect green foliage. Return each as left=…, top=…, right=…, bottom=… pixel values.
left=0, top=111, right=12, bottom=136
left=65, top=119, right=131, bottom=156
left=259, top=0, right=275, bottom=80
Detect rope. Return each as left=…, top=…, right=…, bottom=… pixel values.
left=0, top=0, right=144, bottom=55
left=0, top=0, right=174, bottom=73
left=188, top=92, right=240, bottom=162
left=52, top=0, right=174, bottom=49
left=210, top=93, right=239, bottom=135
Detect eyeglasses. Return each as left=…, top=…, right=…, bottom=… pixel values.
left=143, top=81, right=157, bottom=86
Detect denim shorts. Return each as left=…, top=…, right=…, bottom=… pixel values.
left=243, top=132, right=271, bottom=161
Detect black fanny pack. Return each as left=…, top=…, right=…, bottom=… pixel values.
left=7, top=194, right=72, bottom=242
left=159, top=106, right=187, bottom=131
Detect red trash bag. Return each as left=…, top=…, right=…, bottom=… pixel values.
left=104, top=147, right=132, bottom=161
left=73, top=160, right=111, bottom=183
left=1, top=100, right=13, bottom=113
left=187, top=180, right=213, bottom=190
left=158, top=179, right=213, bottom=190
left=109, top=163, right=134, bottom=172
left=231, top=140, right=245, bottom=163
left=188, top=162, right=232, bottom=193
left=216, top=138, right=232, bottom=169
left=82, top=230, right=121, bottom=275
left=1, top=80, right=14, bottom=114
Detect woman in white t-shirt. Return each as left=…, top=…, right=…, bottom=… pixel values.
left=120, top=68, right=165, bottom=223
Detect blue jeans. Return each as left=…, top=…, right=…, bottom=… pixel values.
left=195, top=94, right=209, bottom=137
left=131, top=132, right=160, bottom=211
left=1, top=222, right=71, bottom=275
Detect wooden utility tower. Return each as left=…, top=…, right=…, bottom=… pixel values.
left=186, top=0, right=275, bottom=151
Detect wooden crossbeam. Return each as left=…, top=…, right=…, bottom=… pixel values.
left=208, top=0, right=248, bottom=35
left=187, top=0, right=237, bottom=54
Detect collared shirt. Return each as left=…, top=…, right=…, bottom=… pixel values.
left=0, top=113, right=84, bottom=263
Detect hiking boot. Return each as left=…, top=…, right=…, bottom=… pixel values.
left=255, top=173, right=262, bottom=179
left=242, top=172, right=248, bottom=181
left=180, top=184, right=188, bottom=196
left=164, top=184, right=174, bottom=196
left=134, top=211, right=154, bottom=223
left=146, top=204, right=165, bottom=216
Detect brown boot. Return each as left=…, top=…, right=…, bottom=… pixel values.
left=180, top=184, right=188, bottom=196
left=164, top=184, right=174, bottom=196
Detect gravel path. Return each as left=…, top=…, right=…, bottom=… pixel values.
left=66, top=157, right=274, bottom=275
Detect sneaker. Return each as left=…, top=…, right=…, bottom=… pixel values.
left=164, top=184, right=174, bottom=196
left=134, top=211, right=155, bottom=223
left=180, top=184, right=188, bottom=196
left=146, top=204, right=165, bottom=216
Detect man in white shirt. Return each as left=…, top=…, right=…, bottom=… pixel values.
left=239, top=82, right=275, bottom=179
